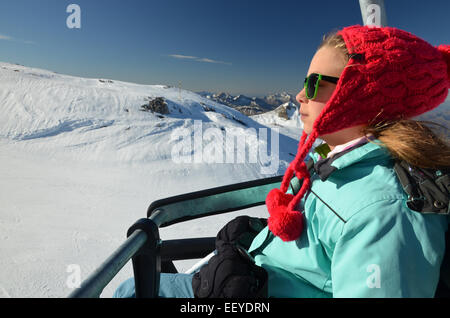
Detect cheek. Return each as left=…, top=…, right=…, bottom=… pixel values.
left=308, top=102, right=327, bottom=120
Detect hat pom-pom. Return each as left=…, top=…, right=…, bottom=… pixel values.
left=437, top=45, right=450, bottom=86
left=265, top=188, right=304, bottom=242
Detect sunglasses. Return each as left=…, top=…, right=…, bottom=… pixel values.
left=303, top=73, right=340, bottom=100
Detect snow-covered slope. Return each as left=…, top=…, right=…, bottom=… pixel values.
left=1, top=62, right=311, bottom=180
left=0, top=62, right=307, bottom=298
left=2, top=63, right=285, bottom=165
left=251, top=102, right=303, bottom=139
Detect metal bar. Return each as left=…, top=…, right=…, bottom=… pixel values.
left=127, top=218, right=161, bottom=298
left=359, top=0, right=388, bottom=27
left=148, top=177, right=282, bottom=228
left=160, top=237, right=216, bottom=261
left=68, top=230, right=147, bottom=298
left=184, top=251, right=217, bottom=274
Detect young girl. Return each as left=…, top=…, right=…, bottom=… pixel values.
left=114, top=24, right=450, bottom=298
left=249, top=24, right=450, bottom=298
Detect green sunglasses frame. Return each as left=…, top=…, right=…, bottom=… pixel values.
left=303, top=73, right=340, bottom=100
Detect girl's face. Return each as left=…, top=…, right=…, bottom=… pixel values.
left=296, top=46, right=347, bottom=135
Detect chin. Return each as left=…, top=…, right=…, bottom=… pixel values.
left=302, top=126, right=312, bottom=135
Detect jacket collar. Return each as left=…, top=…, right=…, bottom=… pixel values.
left=310, top=139, right=391, bottom=181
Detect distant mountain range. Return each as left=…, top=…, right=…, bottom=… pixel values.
left=196, top=91, right=298, bottom=116
left=197, top=91, right=450, bottom=139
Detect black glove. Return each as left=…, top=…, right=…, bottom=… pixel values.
left=216, top=216, right=267, bottom=251
left=192, top=216, right=268, bottom=298
left=192, top=243, right=268, bottom=298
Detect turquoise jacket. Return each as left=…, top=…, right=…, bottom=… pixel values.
left=248, top=140, right=448, bottom=298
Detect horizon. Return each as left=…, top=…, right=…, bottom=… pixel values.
left=1, top=0, right=450, bottom=97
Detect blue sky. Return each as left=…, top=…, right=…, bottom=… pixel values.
left=1, top=0, right=449, bottom=97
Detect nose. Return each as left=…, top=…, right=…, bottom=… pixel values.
left=296, top=88, right=308, bottom=105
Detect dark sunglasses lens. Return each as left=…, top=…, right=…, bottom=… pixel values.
left=306, top=74, right=319, bottom=99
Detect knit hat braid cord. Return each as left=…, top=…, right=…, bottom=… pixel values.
left=266, top=130, right=318, bottom=242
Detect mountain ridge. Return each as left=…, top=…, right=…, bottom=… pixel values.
left=196, top=91, right=298, bottom=115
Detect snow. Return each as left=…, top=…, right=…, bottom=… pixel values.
left=251, top=102, right=303, bottom=133
left=0, top=62, right=312, bottom=298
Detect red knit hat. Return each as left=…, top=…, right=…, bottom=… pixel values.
left=266, top=25, right=450, bottom=242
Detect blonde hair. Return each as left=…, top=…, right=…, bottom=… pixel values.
left=319, top=31, right=450, bottom=169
